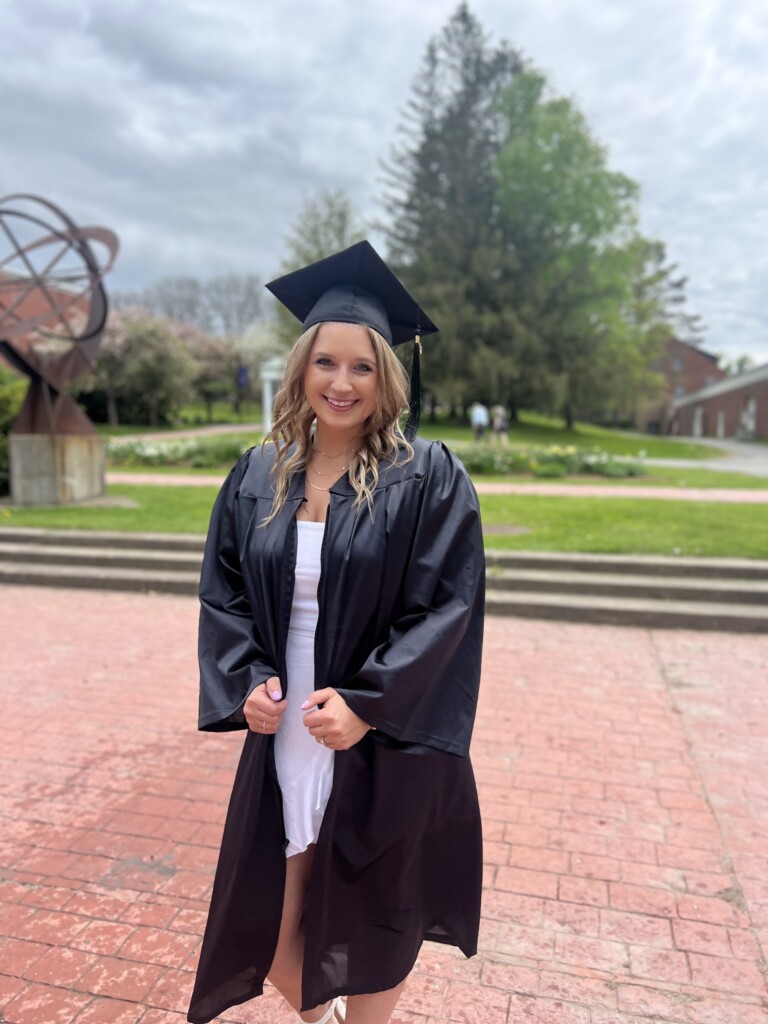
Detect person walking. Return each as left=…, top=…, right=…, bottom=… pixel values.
left=491, top=404, right=509, bottom=445
left=469, top=400, right=489, bottom=441
left=187, top=241, right=486, bottom=1024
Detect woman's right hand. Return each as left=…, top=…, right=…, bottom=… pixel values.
left=244, top=677, right=286, bottom=735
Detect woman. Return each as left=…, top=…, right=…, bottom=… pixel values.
left=187, top=241, right=485, bottom=1024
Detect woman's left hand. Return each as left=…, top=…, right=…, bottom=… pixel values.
left=301, top=688, right=372, bottom=750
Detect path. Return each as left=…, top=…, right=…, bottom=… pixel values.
left=105, top=471, right=768, bottom=504
left=0, top=587, right=766, bottom=1023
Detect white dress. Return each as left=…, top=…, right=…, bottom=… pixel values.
left=274, top=520, right=335, bottom=858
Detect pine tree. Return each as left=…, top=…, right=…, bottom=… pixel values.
left=380, top=3, right=522, bottom=416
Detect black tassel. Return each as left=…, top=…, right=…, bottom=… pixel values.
left=404, top=334, right=421, bottom=441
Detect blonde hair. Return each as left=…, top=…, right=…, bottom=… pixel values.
left=261, top=323, right=414, bottom=525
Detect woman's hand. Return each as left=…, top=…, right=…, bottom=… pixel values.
left=301, top=688, right=373, bottom=750
left=244, top=677, right=286, bottom=735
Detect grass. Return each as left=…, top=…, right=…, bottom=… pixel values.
left=0, top=485, right=219, bottom=534
left=2, top=484, right=766, bottom=559
left=477, top=466, right=768, bottom=489
left=94, top=401, right=263, bottom=437
left=420, top=411, right=722, bottom=460
left=481, top=495, right=768, bottom=558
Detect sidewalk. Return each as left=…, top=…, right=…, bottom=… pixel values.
left=1, top=587, right=766, bottom=1023
left=106, top=471, right=768, bottom=504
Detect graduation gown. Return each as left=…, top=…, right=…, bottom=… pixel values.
left=187, top=438, right=485, bottom=1024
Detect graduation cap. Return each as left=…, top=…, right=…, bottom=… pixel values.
left=265, top=240, right=438, bottom=438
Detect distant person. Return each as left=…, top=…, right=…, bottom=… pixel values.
left=188, top=241, right=485, bottom=1024
left=469, top=401, right=489, bottom=441
left=491, top=404, right=509, bottom=445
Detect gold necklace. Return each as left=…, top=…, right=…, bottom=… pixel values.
left=312, top=443, right=360, bottom=458
left=307, top=478, right=332, bottom=492
left=312, top=445, right=346, bottom=458
left=310, top=463, right=348, bottom=476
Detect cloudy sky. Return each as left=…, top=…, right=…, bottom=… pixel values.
left=2, top=0, right=766, bottom=363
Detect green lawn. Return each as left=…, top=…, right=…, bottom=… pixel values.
left=0, top=485, right=219, bottom=534
left=420, top=412, right=721, bottom=460
left=478, top=466, right=768, bottom=490
left=95, top=401, right=263, bottom=437
left=2, top=484, right=766, bottom=559
left=481, top=495, right=768, bottom=559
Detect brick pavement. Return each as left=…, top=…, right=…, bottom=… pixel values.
left=0, top=586, right=766, bottom=1024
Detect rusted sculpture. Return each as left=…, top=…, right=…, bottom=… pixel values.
left=1, top=194, right=119, bottom=503
left=0, top=193, right=119, bottom=434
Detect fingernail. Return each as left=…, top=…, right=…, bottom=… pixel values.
left=271, top=690, right=282, bottom=701
left=300, top=700, right=310, bottom=710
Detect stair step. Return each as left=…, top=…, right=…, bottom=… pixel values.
left=485, top=549, right=768, bottom=580
left=0, top=561, right=200, bottom=596
left=485, top=589, right=768, bottom=632
left=2, top=527, right=767, bottom=632
left=0, top=526, right=205, bottom=552
left=0, top=542, right=202, bottom=573
left=488, top=568, right=768, bottom=604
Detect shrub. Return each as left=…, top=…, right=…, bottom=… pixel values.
left=107, top=435, right=255, bottom=468
left=454, top=443, right=644, bottom=479
left=0, top=367, right=27, bottom=496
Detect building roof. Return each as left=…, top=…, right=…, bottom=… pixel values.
left=672, top=362, right=768, bottom=408
left=669, top=337, right=721, bottom=365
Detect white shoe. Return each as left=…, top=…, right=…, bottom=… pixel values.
left=301, top=998, right=343, bottom=1024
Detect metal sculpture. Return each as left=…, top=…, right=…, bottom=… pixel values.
left=0, top=193, right=119, bottom=434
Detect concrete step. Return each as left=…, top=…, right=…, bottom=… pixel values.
left=489, top=568, right=768, bottom=605
left=0, top=541, right=202, bottom=573
left=485, top=589, right=768, bottom=633
left=485, top=549, right=768, bottom=581
left=2, top=562, right=765, bottom=631
left=0, top=526, right=205, bottom=552
left=2, top=527, right=766, bottom=632
left=0, top=560, right=200, bottom=596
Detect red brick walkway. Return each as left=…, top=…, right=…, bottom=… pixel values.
left=1, top=587, right=766, bottom=1023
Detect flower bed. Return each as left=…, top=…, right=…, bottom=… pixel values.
left=456, top=444, right=645, bottom=478
left=107, top=435, right=255, bottom=468
left=107, top=436, right=644, bottom=479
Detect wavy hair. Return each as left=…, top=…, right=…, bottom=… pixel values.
left=260, top=323, right=414, bottom=525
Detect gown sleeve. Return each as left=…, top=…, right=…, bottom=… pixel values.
left=335, top=441, right=485, bottom=757
left=197, top=450, right=279, bottom=731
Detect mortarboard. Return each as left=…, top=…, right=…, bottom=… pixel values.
left=265, top=240, right=438, bottom=437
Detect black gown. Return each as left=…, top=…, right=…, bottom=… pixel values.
left=187, top=438, right=485, bottom=1024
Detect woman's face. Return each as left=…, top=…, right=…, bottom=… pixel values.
left=303, top=322, right=379, bottom=436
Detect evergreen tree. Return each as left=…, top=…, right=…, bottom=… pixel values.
left=380, top=3, right=522, bottom=416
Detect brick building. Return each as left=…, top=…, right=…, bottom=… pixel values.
left=638, top=337, right=726, bottom=433
left=671, top=363, right=768, bottom=439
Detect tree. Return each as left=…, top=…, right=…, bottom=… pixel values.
left=77, top=311, right=197, bottom=426
left=494, top=68, right=687, bottom=426
left=381, top=7, right=702, bottom=427
left=120, top=317, right=197, bottom=426
left=272, top=188, right=366, bottom=350
left=722, top=354, right=756, bottom=376
left=380, top=3, right=522, bottom=417
left=186, top=332, right=241, bottom=423
left=113, top=274, right=262, bottom=338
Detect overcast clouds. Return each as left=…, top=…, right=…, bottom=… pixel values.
left=1, top=0, right=766, bottom=363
